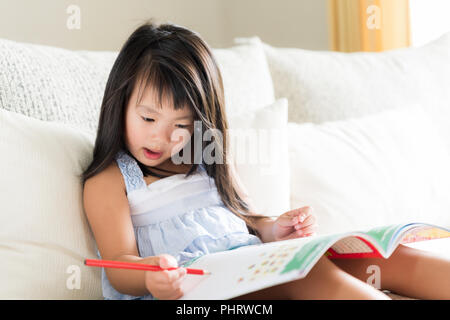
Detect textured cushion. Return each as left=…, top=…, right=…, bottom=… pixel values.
left=248, top=33, right=450, bottom=150
left=0, top=40, right=117, bottom=136
left=287, top=106, right=450, bottom=235
left=0, top=108, right=100, bottom=299
left=228, top=98, right=290, bottom=216
left=0, top=37, right=274, bottom=135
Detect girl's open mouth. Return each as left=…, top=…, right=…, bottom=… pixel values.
left=144, top=148, right=163, bottom=160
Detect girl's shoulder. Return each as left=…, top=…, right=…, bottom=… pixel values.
left=84, top=161, right=126, bottom=198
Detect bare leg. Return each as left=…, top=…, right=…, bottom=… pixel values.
left=331, top=244, right=450, bottom=299
left=232, top=255, right=390, bottom=300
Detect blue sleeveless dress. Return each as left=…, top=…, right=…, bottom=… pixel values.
left=97, top=149, right=262, bottom=300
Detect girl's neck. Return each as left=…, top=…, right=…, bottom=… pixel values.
left=147, top=150, right=196, bottom=176
left=150, top=162, right=194, bottom=176
left=153, top=145, right=196, bottom=175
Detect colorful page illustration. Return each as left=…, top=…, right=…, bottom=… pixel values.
left=400, top=226, right=450, bottom=244
left=325, top=236, right=383, bottom=259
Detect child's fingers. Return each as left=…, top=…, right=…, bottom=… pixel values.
left=157, top=271, right=186, bottom=299
left=294, top=206, right=313, bottom=224
left=162, top=267, right=186, bottom=283
left=296, top=225, right=318, bottom=235
left=298, top=221, right=319, bottom=234
left=294, top=214, right=316, bottom=230
left=276, top=214, right=298, bottom=227
left=169, top=272, right=187, bottom=290
left=280, top=206, right=312, bottom=226
left=165, top=287, right=184, bottom=300
left=158, top=254, right=178, bottom=268
left=280, top=223, right=318, bottom=240
left=152, top=268, right=185, bottom=286
left=157, top=270, right=185, bottom=288
left=151, top=254, right=186, bottom=284
left=153, top=284, right=184, bottom=300
left=283, top=206, right=311, bottom=218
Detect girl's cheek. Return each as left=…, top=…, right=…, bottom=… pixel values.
left=125, top=118, right=141, bottom=144
left=170, top=130, right=191, bottom=150
left=169, top=142, right=186, bottom=157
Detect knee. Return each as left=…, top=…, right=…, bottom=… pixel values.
left=311, top=255, right=346, bottom=280
left=309, top=256, right=391, bottom=300
left=382, top=245, right=422, bottom=291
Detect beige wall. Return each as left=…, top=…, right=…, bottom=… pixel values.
left=0, top=0, right=329, bottom=51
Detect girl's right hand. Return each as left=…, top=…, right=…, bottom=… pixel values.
left=144, top=254, right=187, bottom=300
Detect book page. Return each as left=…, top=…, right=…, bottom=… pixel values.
left=400, top=226, right=450, bottom=244
left=179, top=236, right=330, bottom=300
left=363, top=224, right=403, bottom=252
left=389, top=223, right=450, bottom=254
left=179, top=234, right=346, bottom=300
left=325, top=224, right=402, bottom=257
left=325, top=236, right=383, bottom=259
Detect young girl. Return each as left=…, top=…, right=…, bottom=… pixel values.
left=82, top=21, right=450, bottom=300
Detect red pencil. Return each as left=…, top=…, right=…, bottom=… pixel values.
left=84, top=259, right=211, bottom=275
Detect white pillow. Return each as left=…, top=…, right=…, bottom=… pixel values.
left=0, top=37, right=274, bottom=135
left=0, top=109, right=101, bottom=299
left=227, top=98, right=290, bottom=216
left=213, top=37, right=275, bottom=117
left=287, top=106, right=450, bottom=235
left=248, top=32, right=450, bottom=150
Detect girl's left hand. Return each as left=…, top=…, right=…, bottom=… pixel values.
left=272, top=206, right=318, bottom=241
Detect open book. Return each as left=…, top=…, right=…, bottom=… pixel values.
left=178, top=222, right=450, bottom=300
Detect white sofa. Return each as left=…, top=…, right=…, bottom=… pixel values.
left=1, top=32, right=449, bottom=300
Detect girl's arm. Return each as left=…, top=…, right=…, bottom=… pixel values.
left=228, top=157, right=276, bottom=243
left=83, top=164, right=156, bottom=297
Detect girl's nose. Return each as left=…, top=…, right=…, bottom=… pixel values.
left=150, top=122, right=171, bottom=144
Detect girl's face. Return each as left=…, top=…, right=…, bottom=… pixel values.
left=124, top=82, right=195, bottom=170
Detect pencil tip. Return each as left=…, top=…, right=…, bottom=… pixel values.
left=204, top=271, right=212, bottom=275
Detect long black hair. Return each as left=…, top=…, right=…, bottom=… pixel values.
left=82, top=20, right=270, bottom=238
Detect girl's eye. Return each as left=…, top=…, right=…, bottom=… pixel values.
left=142, top=116, right=190, bottom=128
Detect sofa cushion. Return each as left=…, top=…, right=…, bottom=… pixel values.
left=0, top=37, right=274, bottom=135
left=228, top=98, right=290, bottom=216
left=214, top=37, right=275, bottom=117
left=0, top=108, right=100, bottom=299
left=251, top=32, right=450, bottom=151
left=287, top=106, right=450, bottom=234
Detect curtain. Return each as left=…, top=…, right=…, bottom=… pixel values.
left=328, top=0, right=411, bottom=52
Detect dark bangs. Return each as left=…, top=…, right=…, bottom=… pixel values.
left=134, top=56, right=195, bottom=115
